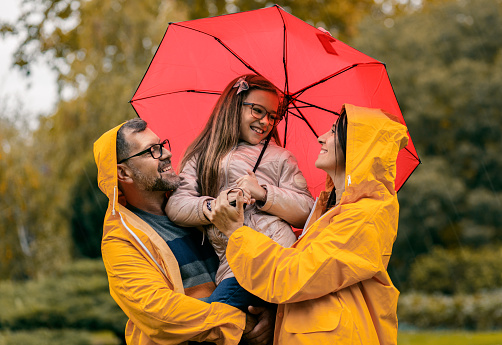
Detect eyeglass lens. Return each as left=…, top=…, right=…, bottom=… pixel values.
left=151, top=140, right=170, bottom=159
left=151, top=144, right=163, bottom=159
left=250, top=104, right=279, bottom=125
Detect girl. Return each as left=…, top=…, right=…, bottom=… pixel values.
left=166, top=74, right=314, bottom=311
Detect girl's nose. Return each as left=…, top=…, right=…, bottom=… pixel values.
left=258, top=115, right=268, bottom=126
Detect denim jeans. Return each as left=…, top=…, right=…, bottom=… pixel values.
left=207, top=277, right=267, bottom=312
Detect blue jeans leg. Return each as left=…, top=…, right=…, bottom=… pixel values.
left=207, top=277, right=267, bottom=312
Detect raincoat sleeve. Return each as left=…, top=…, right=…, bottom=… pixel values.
left=226, top=203, right=385, bottom=304
left=102, top=231, right=245, bottom=345
left=165, top=158, right=212, bottom=227
left=256, top=150, right=314, bottom=228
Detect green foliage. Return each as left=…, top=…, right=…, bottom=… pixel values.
left=0, top=0, right=434, bottom=279
left=409, top=246, right=502, bottom=294
left=0, top=0, right=187, bottom=278
left=182, top=0, right=444, bottom=40
left=398, top=331, right=502, bottom=345
left=195, top=0, right=374, bottom=40
left=0, top=112, right=68, bottom=280
left=0, top=259, right=126, bottom=339
left=353, top=0, right=502, bottom=289
left=0, top=329, right=94, bottom=345
left=0, top=116, right=30, bottom=280
left=398, top=290, right=502, bottom=330
left=71, top=164, right=108, bottom=258
left=0, top=0, right=497, bottom=296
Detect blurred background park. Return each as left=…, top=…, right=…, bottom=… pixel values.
left=1, top=0, right=501, bottom=344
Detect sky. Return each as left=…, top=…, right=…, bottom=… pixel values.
left=0, top=0, right=57, bottom=121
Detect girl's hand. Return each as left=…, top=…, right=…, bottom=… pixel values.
left=208, top=189, right=245, bottom=238
left=236, top=171, right=267, bottom=202
left=227, top=187, right=253, bottom=205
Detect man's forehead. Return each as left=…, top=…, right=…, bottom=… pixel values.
left=126, top=128, right=159, bottom=148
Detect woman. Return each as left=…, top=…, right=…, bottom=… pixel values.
left=208, top=104, right=409, bottom=344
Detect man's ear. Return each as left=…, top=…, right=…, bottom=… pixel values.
left=117, top=164, right=134, bottom=184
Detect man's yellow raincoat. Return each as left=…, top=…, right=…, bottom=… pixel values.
left=94, top=124, right=245, bottom=345
left=226, top=104, right=409, bottom=344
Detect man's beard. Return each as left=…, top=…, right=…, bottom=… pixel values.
left=130, top=163, right=181, bottom=192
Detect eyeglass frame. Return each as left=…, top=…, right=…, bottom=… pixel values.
left=118, top=139, right=171, bottom=164
left=242, top=102, right=282, bottom=126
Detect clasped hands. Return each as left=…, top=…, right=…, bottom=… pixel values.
left=203, top=171, right=266, bottom=238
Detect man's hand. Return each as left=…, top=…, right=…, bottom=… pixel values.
left=236, top=171, right=266, bottom=202
left=244, top=313, right=258, bottom=334
left=207, top=189, right=245, bottom=238
left=242, top=306, right=275, bottom=345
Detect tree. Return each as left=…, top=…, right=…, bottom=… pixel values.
left=70, top=163, right=108, bottom=258
left=352, top=0, right=502, bottom=288
left=0, top=0, right=187, bottom=279
left=163, top=0, right=445, bottom=41
left=0, top=0, right=455, bottom=279
left=0, top=108, right=62, bottom=280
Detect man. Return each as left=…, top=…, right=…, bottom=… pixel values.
left=94, top=118, right=273, bottom=345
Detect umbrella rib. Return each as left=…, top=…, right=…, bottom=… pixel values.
left=287, top=112, right=304, bottom=120
left=293, top=62, right=383, bottom=97
left=292, top=98, right=341, bottom=116
left=289, top=103, right=319, bottom=138
left=130, top=89, right=222, bottom=103
left=213, top=37, right=261, bottom=75
left=276, top=6, right=289, bottom=97
left=403, top=145, right=421, bottom=162
left=171, top=23, right=260, bottom=75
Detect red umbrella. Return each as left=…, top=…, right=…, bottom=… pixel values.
left=130, top=5, right=420, bottom=196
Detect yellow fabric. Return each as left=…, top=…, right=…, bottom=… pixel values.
left=226, top=104, right=409, bottom=344
left=94, top=123, right=245, bottom=345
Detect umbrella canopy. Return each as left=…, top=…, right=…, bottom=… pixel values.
left=130, top=5, right=420, bottom=196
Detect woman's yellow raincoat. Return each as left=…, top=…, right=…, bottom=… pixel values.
left=226, top=104, right=409, bottom=344
left=93, top=124, right=245, bottom=345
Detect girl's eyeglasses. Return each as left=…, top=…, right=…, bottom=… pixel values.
left=243, top=102, right=281, bottom=126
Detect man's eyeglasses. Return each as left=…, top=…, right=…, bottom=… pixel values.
left=243, top=102, right=281, bottom=126
left=118, top=139, right=170, bottom=164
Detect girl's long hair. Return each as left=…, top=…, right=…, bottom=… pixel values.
left=180, top=74, right=283, bottom=197
left=324, top=107, right=348, bottom=211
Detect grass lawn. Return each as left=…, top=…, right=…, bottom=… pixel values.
left=398, top=331, right=502, bottom=345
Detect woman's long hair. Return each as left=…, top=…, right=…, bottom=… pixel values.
left=180, top=74, right=283, bottom=197
left=324, top=107, right=348, bottom=211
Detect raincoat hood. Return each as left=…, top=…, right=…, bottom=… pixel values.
left=94, top=122, right=125, bottom=215
left=337, top=104, right=408, bottom=204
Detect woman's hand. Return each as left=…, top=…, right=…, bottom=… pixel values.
left=207, top=189, right=246, bottom=238
left=236, top=171, right=267, bottom=202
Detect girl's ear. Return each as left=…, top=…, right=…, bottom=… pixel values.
left=117, top=164, right=134, bottom=184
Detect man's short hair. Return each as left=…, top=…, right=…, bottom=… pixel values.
left=116, top=118, right=147, bottom=163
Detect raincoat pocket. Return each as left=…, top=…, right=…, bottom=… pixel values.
left=283, top=293, right=344, bottom=333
